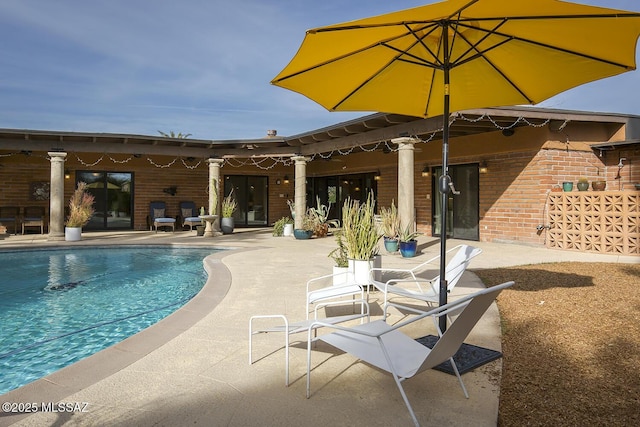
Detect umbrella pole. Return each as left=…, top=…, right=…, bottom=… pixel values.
left=438, top=26, right=451, bottom=333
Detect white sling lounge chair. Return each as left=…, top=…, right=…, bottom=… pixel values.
left=370, top=244, right=482, bottom=316
left=305, top=270, right=365, bottom=320
left=305, top=281, right=513, bottom=427
left=249, top=299, right=370, bottom=386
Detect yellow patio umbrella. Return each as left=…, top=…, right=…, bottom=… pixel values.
left=272, top=0, right=640, bottom=327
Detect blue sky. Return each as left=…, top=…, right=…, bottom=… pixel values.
left=0, top=0, right=639, bottom=140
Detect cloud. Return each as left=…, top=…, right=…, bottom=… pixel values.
left=0, top=0, right=639, bottom=140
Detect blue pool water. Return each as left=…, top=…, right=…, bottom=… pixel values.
left=0, top=246, right=218, bottom=394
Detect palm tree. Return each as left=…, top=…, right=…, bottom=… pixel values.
left=157, top=131, right=192, bottom=138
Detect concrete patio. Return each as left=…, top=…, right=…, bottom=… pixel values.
left=0, top=229, right=635, bottom=426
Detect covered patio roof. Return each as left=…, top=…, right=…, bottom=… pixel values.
left=0, top=106, right=637, bottom=159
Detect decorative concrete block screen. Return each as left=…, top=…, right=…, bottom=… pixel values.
left=547, top=191, right=640, bottom=255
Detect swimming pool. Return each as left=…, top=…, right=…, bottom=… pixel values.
left=0, top=246, right=219, bottom=395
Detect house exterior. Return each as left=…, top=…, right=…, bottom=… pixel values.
left=0, top=106, right=638, bottom=254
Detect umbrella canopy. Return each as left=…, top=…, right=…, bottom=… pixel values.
left=272, top=0, right=640, bottom=118
left=272, top=0, right=640, bottom=329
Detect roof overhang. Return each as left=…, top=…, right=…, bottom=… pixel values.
left=0, top=107, right=637, bottom=159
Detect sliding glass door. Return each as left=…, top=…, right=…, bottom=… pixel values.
left=432, top=164, right=479, bottom=240
left=224, top=175, right=268, bottom=227
left=77, top=171, right=133, bottom=230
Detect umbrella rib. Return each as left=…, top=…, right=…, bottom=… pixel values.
left=402, top=23, right=445, bottom=69
left=448, top=20, right=536, bottom=103
left=461, top=18, right=637, bottom=70
left=273, top=25, right=440, bottom=83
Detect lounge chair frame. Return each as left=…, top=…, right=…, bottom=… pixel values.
left=249, top=300, right=370, bottom=386
left=306, top=281, right=513, bottom=427
left=370, top=244, right=482, bottom=316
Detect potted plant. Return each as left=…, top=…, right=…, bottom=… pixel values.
left=294, top=208, right=316, bottom=239
left=577, top=177, right=589, bottom=191
left=341, top=193, right=381, bottom=285
left=380, top=201, right=400, bottom=253
left=273, top=216, right=293, bottom=237
left=398, top=223, right=420, bottom=258
left=328, top=230, right=350, bottom=285
left=309, top=196, right=332, bottom=238
left=562, top=181, right=573, bottom=192
left=65, top=182, right=95, bottom=241
left=221, top=188, right=237, bottom=234
left=592, top=180, right=606, bottom=191
left=287, top=199, right=295, bottom=219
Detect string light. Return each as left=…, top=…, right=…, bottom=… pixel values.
left=4, top=114, right=573, bottom=169
left=108, top=155, right=134, bottom=164
left=147, top=157, right=177, bottom=168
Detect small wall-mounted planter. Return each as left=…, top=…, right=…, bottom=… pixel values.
left=562, top=181, right=574, bottom=192
left=577, top=181, right=589, bottom=191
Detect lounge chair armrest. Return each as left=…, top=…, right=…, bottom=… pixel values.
left=306, top=271, right=353, bottom=292
left=314, top=298, right=370, bottom=321
left=382, top=278, right=439, bottom=294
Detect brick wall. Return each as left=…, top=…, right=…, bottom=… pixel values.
left=1, top=141, right=637, bottom=241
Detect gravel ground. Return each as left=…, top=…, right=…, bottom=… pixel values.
left=475, top=262, right=640, bottom=427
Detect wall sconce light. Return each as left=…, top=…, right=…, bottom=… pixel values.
left=283, top=175, right=290, bottom=184
left=64, top=169, right=71, bottom=179
left=479, top=161, right=488, bottom=174
left=276, top=178, right=281, bottom=185
left=163, top=186, right=178, bottom=196
left=374, top=171, right=381, bottom=181
left=421, top=166, right=430, bottom=177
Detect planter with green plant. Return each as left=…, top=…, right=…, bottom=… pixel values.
left=380, top=201, right=400, bottom=253
left=221, top=188, right=237, bottom=234
left=577, top=177, right=589, bottom=191
left=294, top=208, right=317, bottom=239
left=398, top=223, right=420, bottom=258
left=341, top=193, right=381, bottom=285
left=310, top=196, right=332, bottom=237
left=328, top=230, right=350, bottom=285
left=273, top=216, right=293, bottom=237
left=65, top=182, right=95, bottom=241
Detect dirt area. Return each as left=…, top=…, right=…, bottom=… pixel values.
left=474, top=262, right=640, bottom=427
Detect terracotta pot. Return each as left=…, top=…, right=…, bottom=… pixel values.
left=592, top=181, right=606, bottom=191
